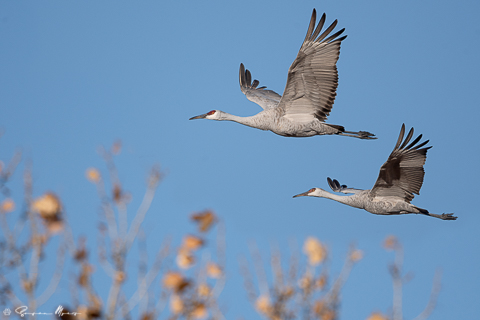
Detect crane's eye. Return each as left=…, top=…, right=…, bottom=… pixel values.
left=207, top=110, right=216, bottom=115
left=309, top=188, right=316, bottom=193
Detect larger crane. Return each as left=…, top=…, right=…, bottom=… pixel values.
left=293, top=124, right=457, bottom=220
left=189, top=9, right=376, bottom=139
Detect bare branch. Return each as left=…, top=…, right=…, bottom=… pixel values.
left=125, top=166, right=161, bottom=251
left=248, top=241, right=270, bottom=297
left=0, top=150, right=22, bottom=197
left=118, top=239, right=171, bottom=317
left=391, top=243, right=404, bottom=320
left=326, top=253, right=354, bottom=303
left=36, top=241, right=66, bottom=307
left=0, top=275, right=23, bottom=306
left=270, top=243, right=284, bottom=289
left=238, top=255, right=258, bottom=304
left=413, top=270, right=442, bottom=320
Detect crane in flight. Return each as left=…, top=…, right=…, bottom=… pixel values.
left=293, top=124, right=457, bottom=220
left=189, top=9, right=376, bottom=139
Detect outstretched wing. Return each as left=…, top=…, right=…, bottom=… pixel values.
left=327, top=177, right=363, bottom=194
left=277, top=9, right=347, bottom=123
left=371, top=124, right=432, bottom=202
left=239, top=63, right=282, bottom=110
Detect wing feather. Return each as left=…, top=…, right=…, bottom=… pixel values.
left=277, top=9, right=347, bottom=122
left=316, top=19, right=338, bottom=43
left=371, top=124, right=432, bottom=202
left=310, top=13, right=326, bottom=41
left=327, top=177, right=363, bottom=194
left=239, top=63, right=282, bottom=110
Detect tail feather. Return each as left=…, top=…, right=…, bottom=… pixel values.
left=414, top=206, right=429, bottom=214
left=326, top=124, right=345, bottom=132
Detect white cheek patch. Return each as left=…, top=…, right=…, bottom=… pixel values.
left=207, top=112, right=218, bottom=119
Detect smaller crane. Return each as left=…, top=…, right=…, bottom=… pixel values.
left=293, top=124, right=457, bottom=220
left=189, top=9, right=376, bottom=139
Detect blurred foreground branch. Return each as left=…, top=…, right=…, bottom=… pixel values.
left=0, top=139, right=444, bottom=320
left=367, top=236, right=443, bottom=320
left=241, top=238, right=362, bottom=320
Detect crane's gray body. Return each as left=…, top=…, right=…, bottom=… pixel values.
left=216, top=109, right=341, bottom=137
left=323, top=189, right=422, bottom=215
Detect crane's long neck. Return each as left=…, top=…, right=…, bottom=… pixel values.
left=319, top=191, right=364, bottom=209
left=219, top=112, right=272, bottom=131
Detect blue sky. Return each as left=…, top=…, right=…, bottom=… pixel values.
left=1, top=0, right=479, bottom=319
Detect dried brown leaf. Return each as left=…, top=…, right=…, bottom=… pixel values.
left=163, top=272, right=190, bottom=293
left=1, top=198, right=15, bottom=213
left=316, top=275, right=327, bottom=290
left=32, top=193, right=61, bottom=219
left=191, top=303, right=207, bottom=319
left=206, top=262, right=222, bottom=278
left=115, top=271, right=126, bottom=283
left=191, top=210, right=216, bottom=233
left=113, top=184, right=122, bottom=203
left=255, top=295, right=271, bottom=314
left=367, top=312, right=389, bottom=320
left=350, top=249, right=364, bottom=262
left=197, top=283, right=210, bottom=297
left=170, top=294, right=184, bottom=314
left=383, top=235, right=398, bottom=251
left=86, top=168, right=101, bottom=183
left=303, top=237, right=326, bottom=266
left=111, top=140, right=122, bottom=155
left=177, top=252, right=195, bottom=269
left=182, top=235, right=204, bottom=251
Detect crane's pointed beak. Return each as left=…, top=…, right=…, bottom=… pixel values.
left=293, top=191, right=310, bottom=198
left=189, top=113, right=208, bottom=120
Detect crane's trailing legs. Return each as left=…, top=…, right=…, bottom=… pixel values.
left=338, top=130, right=376, bottom=140
left=410, top=208, right=457, bottom=220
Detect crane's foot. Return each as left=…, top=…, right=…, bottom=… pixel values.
left=428, top=212, right=457, bottom=220
left=358, top=131, right=377, bottom=140
left=439, top=213, right=457, bottom=220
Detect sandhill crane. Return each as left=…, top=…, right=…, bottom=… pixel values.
left=293, top=124, right=457, bottom=220
left=189, top=9, right=376, bottom=139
